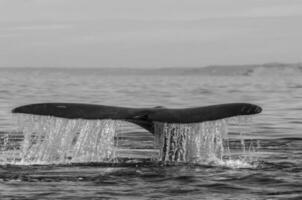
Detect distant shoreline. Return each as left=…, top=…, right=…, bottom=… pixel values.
left=0, top=62, right=301, bottom=76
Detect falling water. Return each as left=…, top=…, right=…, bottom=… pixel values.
left=154, top=120, right=227, bottom=163
left=12, top=114, right=120, bottom=164
left=154, top=116, right=256, bottom=165
left=0, top=114, right=256, bottom=166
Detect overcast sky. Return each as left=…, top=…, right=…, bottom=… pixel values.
left=0, top=0, right=301, bottom=68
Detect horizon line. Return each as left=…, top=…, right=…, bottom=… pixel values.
left=0, top=62, right=301, bottom=69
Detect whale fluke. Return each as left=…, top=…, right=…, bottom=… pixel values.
left=12, top=103, right=262, bottom=133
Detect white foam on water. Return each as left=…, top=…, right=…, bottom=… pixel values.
left=213, top=159, right=256, bottom=169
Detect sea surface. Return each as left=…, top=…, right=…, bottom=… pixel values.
left=0, top=67, right=302, bottom=199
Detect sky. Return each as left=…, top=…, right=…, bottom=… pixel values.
left=0, top=0, right=301, bottom=68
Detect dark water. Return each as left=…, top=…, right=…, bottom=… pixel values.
left=0, top=67, right=302, bottom=199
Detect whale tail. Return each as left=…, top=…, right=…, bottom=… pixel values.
left=12, top=103, right=262, bottom=133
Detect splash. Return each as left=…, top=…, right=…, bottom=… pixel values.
left=12, top=114, right=119, bottom=164
left=1, top=114, right=258, bottom=167
left=154, top=116, right=258, bottom=167
left=154, top=120, right=227, bottom=163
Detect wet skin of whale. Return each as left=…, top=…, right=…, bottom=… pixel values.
left=12, top=103, right=262, bottom=133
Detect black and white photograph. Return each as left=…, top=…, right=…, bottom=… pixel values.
left=0, top=0, right=301, bottom=199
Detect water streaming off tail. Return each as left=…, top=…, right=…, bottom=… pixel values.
left=11, top=115, right=119, bottom=164
left=0, top=114, right=256, bottom=166
left=154, top=116, right=256, bottom=165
